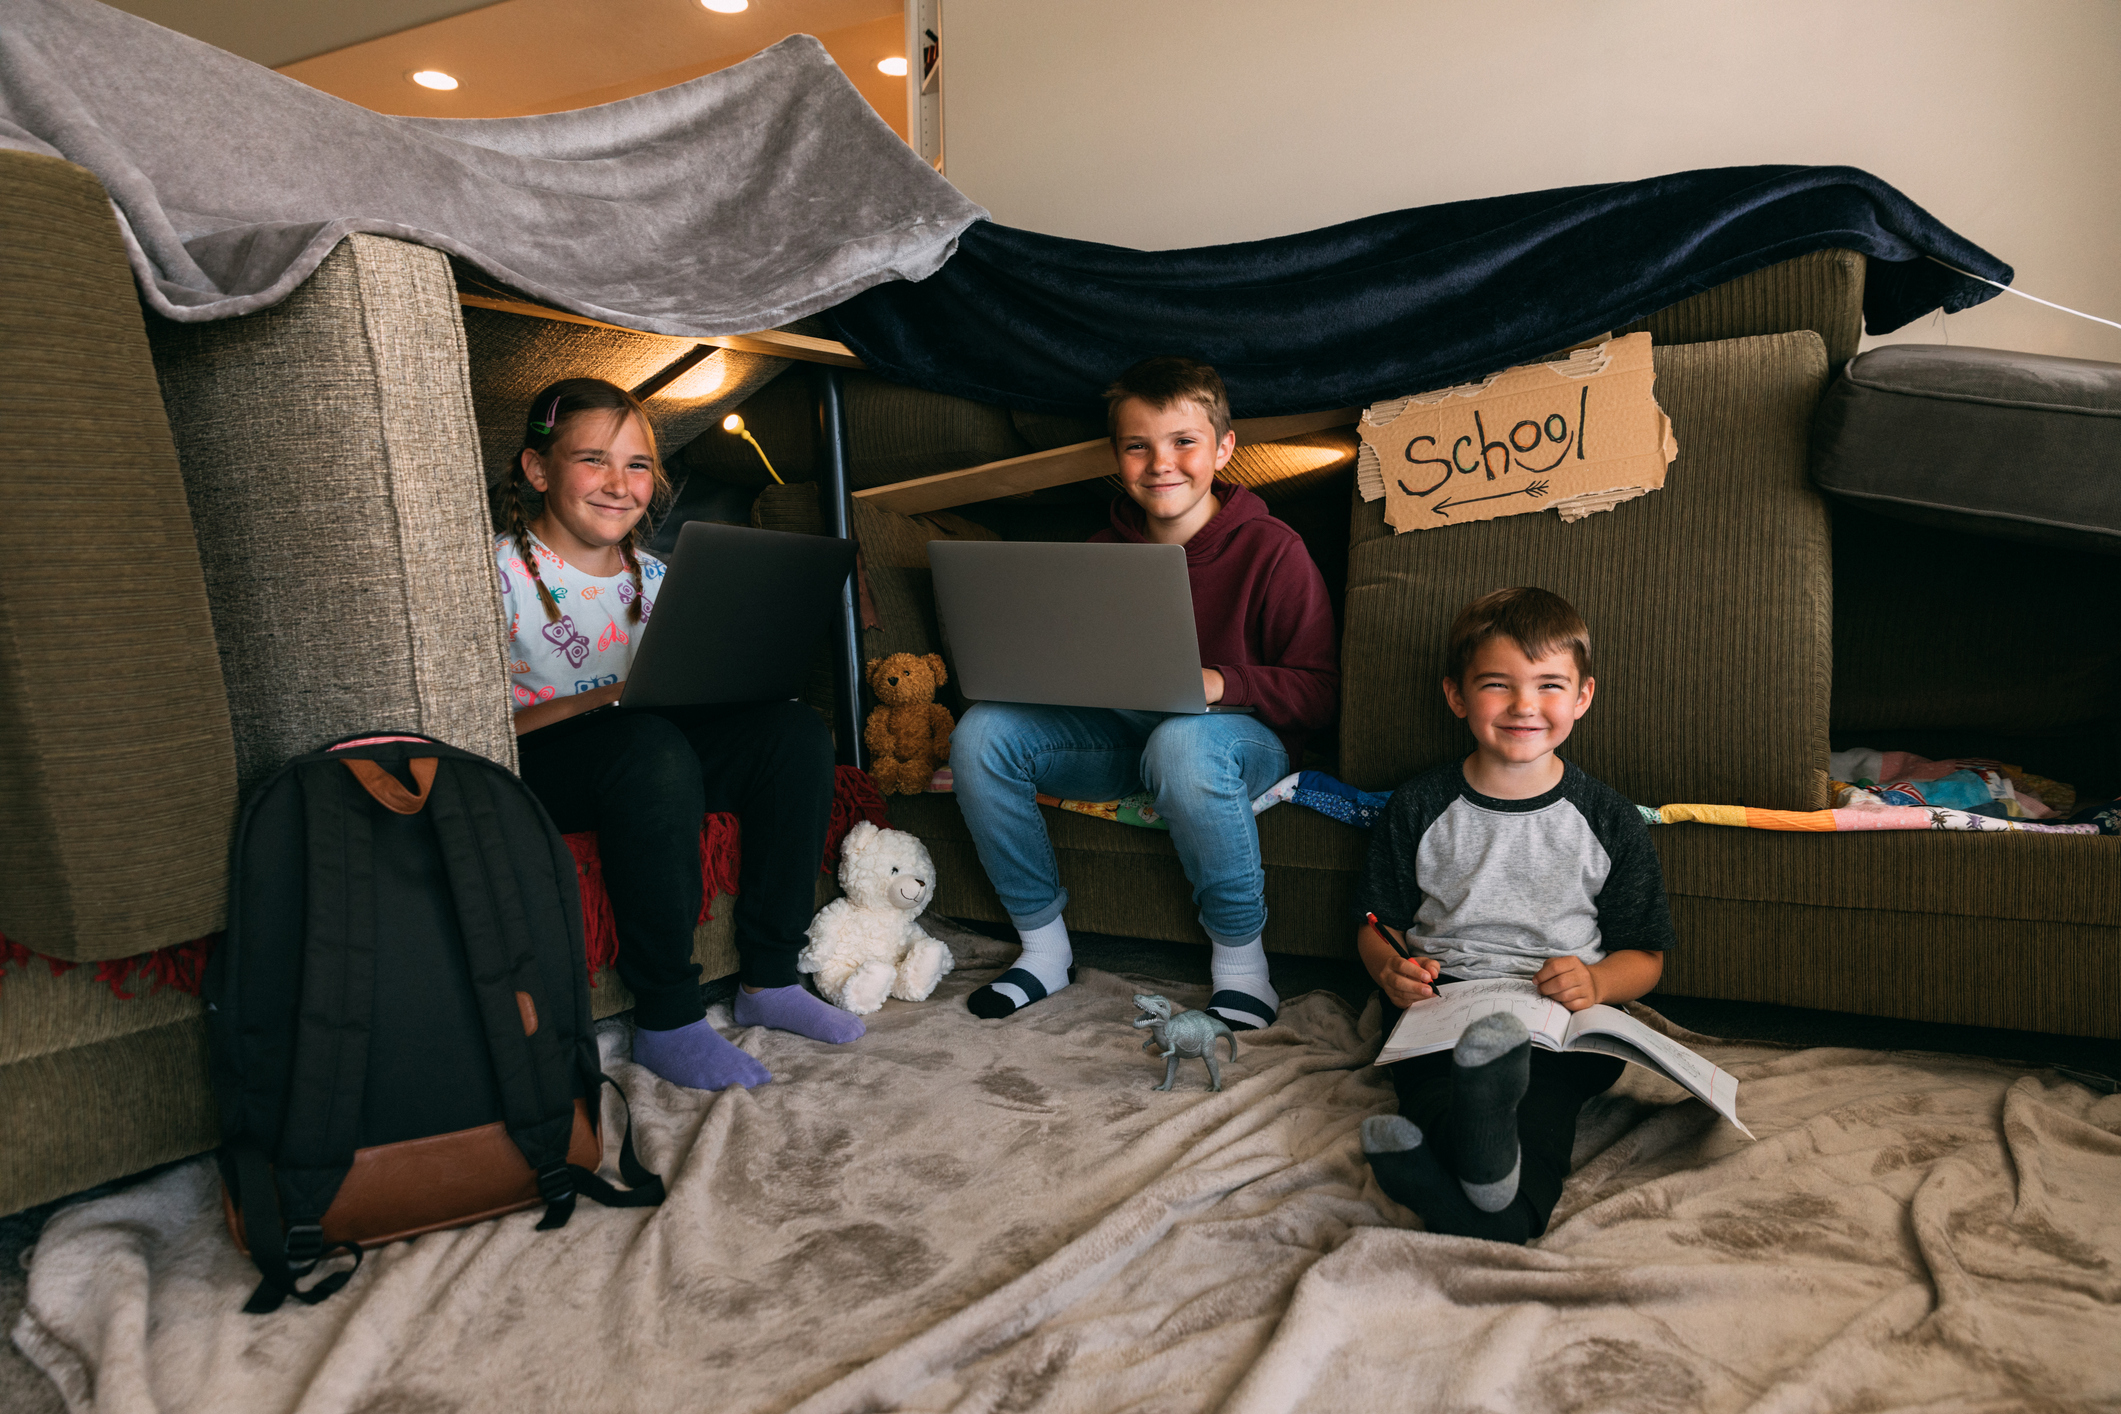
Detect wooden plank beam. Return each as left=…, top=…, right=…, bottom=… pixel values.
left=455, top=292, right=865, bottom=369
left=855, top=407, right=1360, bottom=515
left=858, top=439, right=1116, bottom=514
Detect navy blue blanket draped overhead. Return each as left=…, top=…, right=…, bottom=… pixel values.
left=818, top=165, right=2011, bottom=418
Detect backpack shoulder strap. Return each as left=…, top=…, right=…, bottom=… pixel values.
left=426, top=756, right=663, bottom=1225
left=426, top=758, right=602, bottom=1209
left=540, top=1075, right=665, bottom=1229
left=241, top=761, right=383, bottom=1309
left=230, top=1136, right=363, bottom=1314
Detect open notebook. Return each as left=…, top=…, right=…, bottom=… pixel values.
left=1378, top=978, right=1754, bottom=1138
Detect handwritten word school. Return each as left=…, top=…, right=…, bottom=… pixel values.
left=1398, top=387, right=1589, bottom=499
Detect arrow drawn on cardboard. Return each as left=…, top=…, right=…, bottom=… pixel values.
left=1433, top=481, right=1549, bottom=517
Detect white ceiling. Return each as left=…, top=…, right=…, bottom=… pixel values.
left=100, top=0, right=505, bottom=68
left=103, top=0, right=909, bottom=130
left=280, top=0, right=903, bottom=121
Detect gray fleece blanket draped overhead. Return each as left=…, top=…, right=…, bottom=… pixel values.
left=0, top=0, right=986, bottom=334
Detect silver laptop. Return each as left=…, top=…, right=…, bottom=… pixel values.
left=928, top=541, right=1252, bottom=715
left=618, top=522, right=856, bottom=708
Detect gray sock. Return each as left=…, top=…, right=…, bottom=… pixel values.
left=1362, top=1114, right=1422, bottom=1153
left=1362, top=1115, right=1494, bottom=1230
left=1449, top=1012, right=1530, bottom=1213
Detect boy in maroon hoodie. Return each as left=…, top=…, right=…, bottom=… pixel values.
left=954, top=357, right=1339, bottom=1028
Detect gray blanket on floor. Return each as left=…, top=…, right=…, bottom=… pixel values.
left=12, top=922, right=2119, bottom=1413
left=0, top=0, right=984, bottom=332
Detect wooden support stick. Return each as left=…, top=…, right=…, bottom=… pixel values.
left=456, top=292, right=865, bottom=369
left=855, top=406, right=1360, bottom=515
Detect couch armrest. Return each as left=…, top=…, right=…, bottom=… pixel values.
left=147, top=234, right=516, bottom=794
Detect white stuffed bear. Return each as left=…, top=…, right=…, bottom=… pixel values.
left=798, top=821, right=954, bottom=1015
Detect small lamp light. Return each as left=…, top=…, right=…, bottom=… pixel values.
left=877, top=56, right=909, bottom=77
left=410, top=70, right=459, bottom=90
left=722, top=414, right=784, bottom=484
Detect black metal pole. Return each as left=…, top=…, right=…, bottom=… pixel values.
left=815, top=367, right=865, bottom=769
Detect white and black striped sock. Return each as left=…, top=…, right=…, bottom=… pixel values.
left=1207, top=936, right=1279, bottom=1031
left=967, top=916, right=1074, bottom=1019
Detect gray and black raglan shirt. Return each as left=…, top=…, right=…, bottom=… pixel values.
left=1356, top=760, right=1676, bottom=979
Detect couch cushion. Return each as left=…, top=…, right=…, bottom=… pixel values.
left=1810, top=344, right=2121, bottom=557
left=1618, top=248, right=1865, bottom=368
left=846, top=372, right=1033, bottom=490
left=147, top=234, right=517, bottom=793
left=1341, top=332, right=1834, bottom=809
left=0, top=151, right=239, bottom=960
left=1656, top=826, right=2121, bottom=1038
left=0, top=1010, right=216, bottom=1219
left=856, top=500, right=1000, bottom=568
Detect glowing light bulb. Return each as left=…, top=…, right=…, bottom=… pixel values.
left=700, top=0, right=748, bottom=12
left=722, top=414, right=745, bottom=433
left=409, top=70, right=458, bottom=90
left=877, top=56, right=908, bottom=77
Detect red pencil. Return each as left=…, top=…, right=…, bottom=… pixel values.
left=1366, top=912, right=1442, bottom=998
left=1364, top=911, right=1414, bottom=960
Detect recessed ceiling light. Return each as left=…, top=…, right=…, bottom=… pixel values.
left=700, top=0, right=748, bottom=12
left=409, top=70, right=458, bottom=90
left=877, top=56, right=909, bottom=77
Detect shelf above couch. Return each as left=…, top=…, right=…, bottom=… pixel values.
left=454, top=292, right=866, bottom=369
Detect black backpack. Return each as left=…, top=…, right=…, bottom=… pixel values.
left=207, top=732, right=663, bottom=1313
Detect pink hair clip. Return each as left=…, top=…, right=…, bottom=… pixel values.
left=529, top=394, right=562, bottom=436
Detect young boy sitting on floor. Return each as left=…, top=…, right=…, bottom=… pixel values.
left=1354, top=586, right=1674, bottom=1243
left=953, top=356, right=1338, bottom=1030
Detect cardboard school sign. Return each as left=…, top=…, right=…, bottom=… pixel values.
left=1359, top=333, right=1677, bottom=532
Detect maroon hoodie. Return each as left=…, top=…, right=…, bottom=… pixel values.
left=1091, top=481, right=1338, bottom=762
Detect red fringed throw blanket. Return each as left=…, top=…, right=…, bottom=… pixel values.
left=2, top=765, right=890, bottom=999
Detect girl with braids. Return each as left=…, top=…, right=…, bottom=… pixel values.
left=497, top=377, right=859, bottom=1093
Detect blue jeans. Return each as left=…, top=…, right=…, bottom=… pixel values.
left=952, top=703, right=1290, bottom=943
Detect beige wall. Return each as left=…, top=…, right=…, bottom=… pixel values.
left=944, top=0, right=2121, bottom=361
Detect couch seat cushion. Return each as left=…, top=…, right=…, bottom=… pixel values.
left=1655, top=824, right=2121, bottom=1037
left=1810, top=344, right=2121, bottom=556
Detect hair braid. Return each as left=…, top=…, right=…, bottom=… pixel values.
left=503, top=468, right=563, bottom=623
left=619, top=531, right=646, bottom=624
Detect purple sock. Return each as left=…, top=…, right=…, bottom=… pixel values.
left=632, top=1018, right=771, bottom=1091
left=733, top=984, right=866, bottom=1044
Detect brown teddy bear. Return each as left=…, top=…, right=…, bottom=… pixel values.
left=864, top=652, right=955, bottom=795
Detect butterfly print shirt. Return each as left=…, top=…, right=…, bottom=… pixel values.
left=493, top=531, right=666, bottom=710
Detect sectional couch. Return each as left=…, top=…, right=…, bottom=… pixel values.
left=3, top=148, right=2114, bottom=1220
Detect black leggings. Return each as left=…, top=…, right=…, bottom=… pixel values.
left=1381, top=992, right=1625, bottom=1242
left=516, top=701, right=834, bottom=1028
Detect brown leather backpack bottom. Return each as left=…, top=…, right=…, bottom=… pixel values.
left=225, top=1099, right=601, bottom=1254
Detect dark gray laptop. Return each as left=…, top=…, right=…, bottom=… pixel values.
left=928, top=541, right=1252, bottom=714
left=618, top=522, right=856, bottom=708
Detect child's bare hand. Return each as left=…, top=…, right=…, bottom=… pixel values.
left=1377, top=953, right=1441, bottom=1009
left=1355, top=922, right=1439, bottom=1008
left=1534, top=955, right=1601, bottom=1011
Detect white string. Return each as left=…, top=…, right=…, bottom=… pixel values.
left=1926, top=256, right=2121, bottom=333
